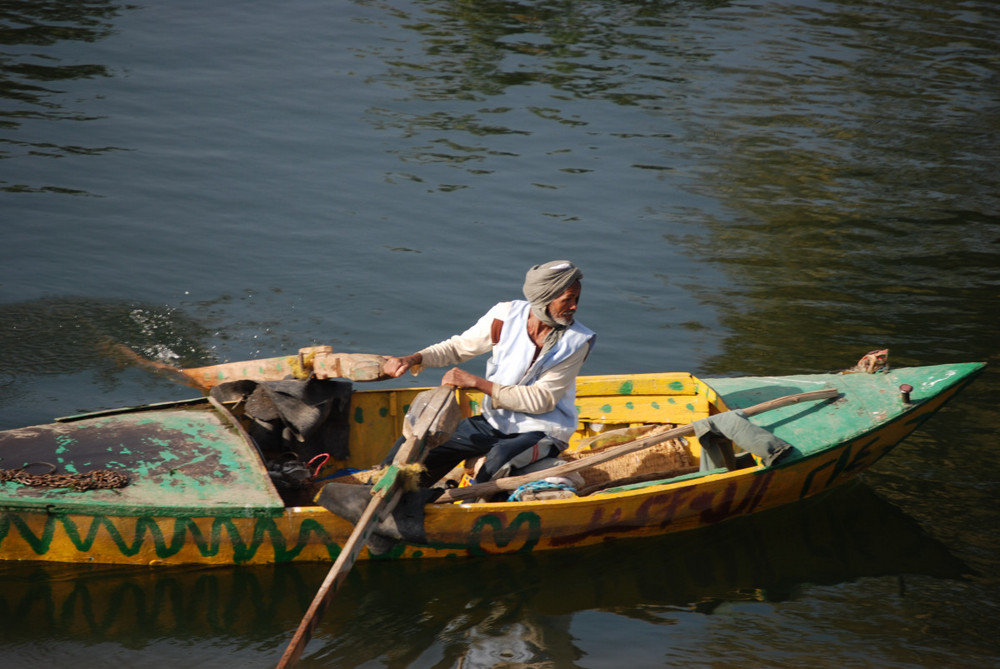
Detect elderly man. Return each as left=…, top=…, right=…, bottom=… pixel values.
left=383, top=260, right=596, bottom=485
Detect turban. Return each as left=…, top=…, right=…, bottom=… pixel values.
left=522, top=260, right=583, bottom=308
left=522, top=260, right=583, bottom=354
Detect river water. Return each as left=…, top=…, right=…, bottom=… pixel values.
left=1, top=0, right=998, bottom=666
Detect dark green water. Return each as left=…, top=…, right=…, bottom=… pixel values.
left=2, top=0, right=998, bottom=666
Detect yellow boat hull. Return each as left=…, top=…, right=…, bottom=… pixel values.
left=0, top=363, right=983, bottom=566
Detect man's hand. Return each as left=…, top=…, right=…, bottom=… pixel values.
left=442, top=367, right=492, bottom=395
left=383, top=353, right=422, bottom=378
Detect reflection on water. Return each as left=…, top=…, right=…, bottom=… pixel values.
left=0, top=1, right=127, bottom=184
left=0, top=483, right=967, bottom=665
left=360, top=0, right=724, bottom=203
left=659, top=0, right=1000, bottom=378
left=369, top=0, right=715, bottom=105
left=683, top=2, right=999, bottom=219
left=688, top=213, right=1000, bottom=378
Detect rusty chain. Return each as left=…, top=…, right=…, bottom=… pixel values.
left=0, top=462, right=130, bottom=491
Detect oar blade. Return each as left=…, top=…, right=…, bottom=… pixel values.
left=396, top=385, right=462, bottom=461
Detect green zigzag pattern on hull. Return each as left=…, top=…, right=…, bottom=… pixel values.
left=0, top=513, right=343, bottom=563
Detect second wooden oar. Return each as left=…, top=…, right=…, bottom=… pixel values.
left=107, top=343, right=390, bottom=390
left=433, top=387, right=839, bottom=504
left=276, top=384, right=461, bottom=668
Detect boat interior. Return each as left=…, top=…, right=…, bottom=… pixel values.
left=209, top=373, right=751, bottom=506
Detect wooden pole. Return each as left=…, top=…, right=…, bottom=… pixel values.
left=105, top=342, right=390, bottom=390
left=275, top=385, right=460, bottom=668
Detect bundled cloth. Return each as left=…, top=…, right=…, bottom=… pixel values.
left=209, top=378, right=352, bottom=462
left=692, top=410, right=794, bottom=471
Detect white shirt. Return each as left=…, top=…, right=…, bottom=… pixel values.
left=416, top=301, right=590, bottom=415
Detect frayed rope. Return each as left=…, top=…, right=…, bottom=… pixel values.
left=508, top=479, right=577, bottom=502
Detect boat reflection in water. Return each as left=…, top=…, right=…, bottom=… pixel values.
left=0, top=481, right=969, bottom=664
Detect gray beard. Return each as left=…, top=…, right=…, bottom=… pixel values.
left=552, top=313, right=574, bottom=328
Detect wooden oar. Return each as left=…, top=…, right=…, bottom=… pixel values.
left=433, top=387, right=839, bottom=504
left=106, top=343, right=390, bottom=391
left=276, top=384, right=461, bottom=668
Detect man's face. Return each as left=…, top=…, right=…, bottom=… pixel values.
left=548, top=280, right=581, bottom=326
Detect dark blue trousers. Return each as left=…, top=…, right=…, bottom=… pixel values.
left=383, top=415, right=546, bottom=485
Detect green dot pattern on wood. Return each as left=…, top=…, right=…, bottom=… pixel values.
left=379, top=407, right=388, bottom=418
left=669, top=380, right=685, bottom=391
left=353, top=407, right=364, bottom=423
left=618, top=380, right=634, bottom=394
left=601, top=404, right=612, bottom=413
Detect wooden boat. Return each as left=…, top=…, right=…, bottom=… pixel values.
left=0, top=360, right=984, bottom=566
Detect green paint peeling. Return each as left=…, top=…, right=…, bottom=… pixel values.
left=0, top=406, right=281, bottom=517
